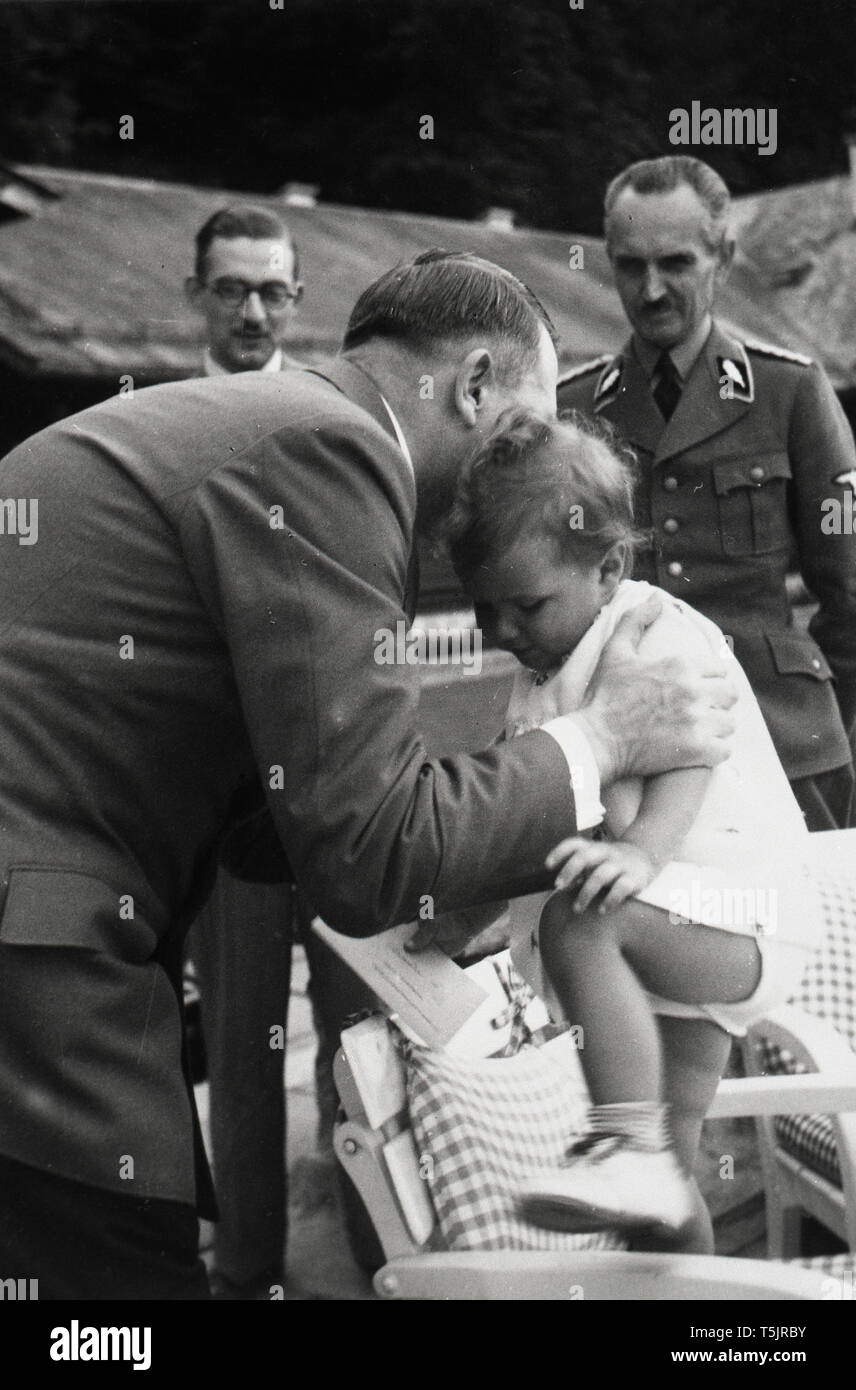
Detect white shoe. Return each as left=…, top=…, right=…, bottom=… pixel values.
left=517, top=1103, right=695, bottom=1233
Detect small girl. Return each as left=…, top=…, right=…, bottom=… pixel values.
left=445, top=408, right=821, bottom=1251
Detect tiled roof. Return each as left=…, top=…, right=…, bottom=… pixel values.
left=0, top=162, right=833, bottom=382
left=732, top=175, right=856, bottom=390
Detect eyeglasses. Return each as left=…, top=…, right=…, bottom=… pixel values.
left=204, top=278, right=302, bottom=309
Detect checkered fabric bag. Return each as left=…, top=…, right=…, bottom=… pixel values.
left=759, top=861, right=856, bottom=1187
left=404, top=1032, right=626, bottom=1252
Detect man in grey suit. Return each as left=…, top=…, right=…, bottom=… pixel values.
left=0, top=250, right=735, bottom=1298
left=185, top=204, right=349, bottom=1299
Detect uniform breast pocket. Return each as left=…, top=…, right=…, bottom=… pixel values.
left=712, top=453, right=793, bottom=557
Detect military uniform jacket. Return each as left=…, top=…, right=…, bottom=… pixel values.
left=558, top=323, right=856, bottom=780
left=0, top=360, right=577, bottom=1207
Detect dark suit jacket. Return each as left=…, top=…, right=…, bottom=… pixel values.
left=558, top=323, right=856, bottom=781
left=0, top=358, right=576, bottom=1205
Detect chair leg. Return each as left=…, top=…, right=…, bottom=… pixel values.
left=766, top=1198, right=802, bottom=1260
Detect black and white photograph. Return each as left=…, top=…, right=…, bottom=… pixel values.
left=0, top=0, right=854, bottom=1361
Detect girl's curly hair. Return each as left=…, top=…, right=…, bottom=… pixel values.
left=444, top=407, right=648, bottom=584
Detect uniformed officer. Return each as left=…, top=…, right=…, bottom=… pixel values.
left=559, top=155, right=856, bottom=829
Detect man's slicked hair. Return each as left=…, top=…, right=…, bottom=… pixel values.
left=343, top=249, right=558, bottom=377
left=604, top=156, right=731, bottom=253
left=194, top=204, right=300, bottom=281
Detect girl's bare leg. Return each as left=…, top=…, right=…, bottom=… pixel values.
left=535, top=895, right=758, bottom=1250
left=629, top=1016, right=732, bottom=1254
left=537, top=892, right=759, bottom=1106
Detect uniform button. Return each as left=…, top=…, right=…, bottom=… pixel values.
left=663, top=476, right=679, bottom=491
left=663, top=517, right=679, bottom=534
left=667, top=561, right=683, bottom=578
left=749, top=466, right=765, bottom=482
left=812, top=658, right=821, bottom=670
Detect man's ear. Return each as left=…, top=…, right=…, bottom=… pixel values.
left=454, top=347, right=494, bottom=427
left=291, top=281, right=304, bottom=307
left=184, top=276, right=204, bottom=310
left=715, top=235, right=736, bottom=286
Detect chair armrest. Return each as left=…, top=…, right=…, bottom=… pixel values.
left=710, top=1071, right=856, bottom=1119
left=709, top=1004, right=856, bottom=1118
left=373, top=1250, right=834, bottom=1301
left=748, top=1004, right=856, bottom=1074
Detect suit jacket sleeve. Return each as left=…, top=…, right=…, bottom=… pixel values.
left=219, top=779, right=293, bottom=883
left=789, top=363, right=856, bottom=734
left=178, top=408, right=577, bottom=934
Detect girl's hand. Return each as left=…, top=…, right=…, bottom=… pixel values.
left=545, top=836, right=656, bottom=913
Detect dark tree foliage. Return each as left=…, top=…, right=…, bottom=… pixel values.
left=0, top=0, right=852, bottom=234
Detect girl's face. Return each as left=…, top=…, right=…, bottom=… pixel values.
left=469, top=533, right=622, bottom=671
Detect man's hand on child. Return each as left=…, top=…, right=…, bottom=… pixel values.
left=576, top=591, right=737, bottom=784
left=546, top=836, right=655, bottom=912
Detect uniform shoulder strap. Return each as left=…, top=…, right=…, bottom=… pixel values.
left=557, top=353, right=614, bottom=388
left=743, top=338, right=812, bottom=367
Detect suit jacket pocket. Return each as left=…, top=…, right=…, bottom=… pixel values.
left=713, top=453, right=792, bottom=556
left=0, top=867, right=158, bottom=963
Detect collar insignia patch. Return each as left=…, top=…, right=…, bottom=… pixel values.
left=716, top=353, right=754, bottom=402
left=833, top=468, right=856, bottom=495
left=594, top=360, right=622, bottom=406
left=717, top=346, right=755, bottom=403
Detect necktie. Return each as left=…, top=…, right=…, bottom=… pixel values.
left=653, top=351, right=682, bottom=422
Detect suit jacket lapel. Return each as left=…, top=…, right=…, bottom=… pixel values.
left=308, top=357, right=401, bottom=442
left=655, top=323, right=753, bottom=464
left=308, top=356, right=420, bottom=621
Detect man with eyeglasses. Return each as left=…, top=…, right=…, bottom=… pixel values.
left=185, top=205, right=303, bottom=376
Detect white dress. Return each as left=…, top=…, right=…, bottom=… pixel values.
left=505, top=580, right=821, bottom=1036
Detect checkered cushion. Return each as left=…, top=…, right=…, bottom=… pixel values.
left=775, top=1113, right=842, bottom=1186
left=405, top=1035, right=625, bottom=1252
left=797, top=864, right=856, bottom=1051
left=754, top=1041, right=842, bottom=1183
left=755, top=857, right=856, bottom=1191
left=795, top=1252, right=856, bottom=1297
